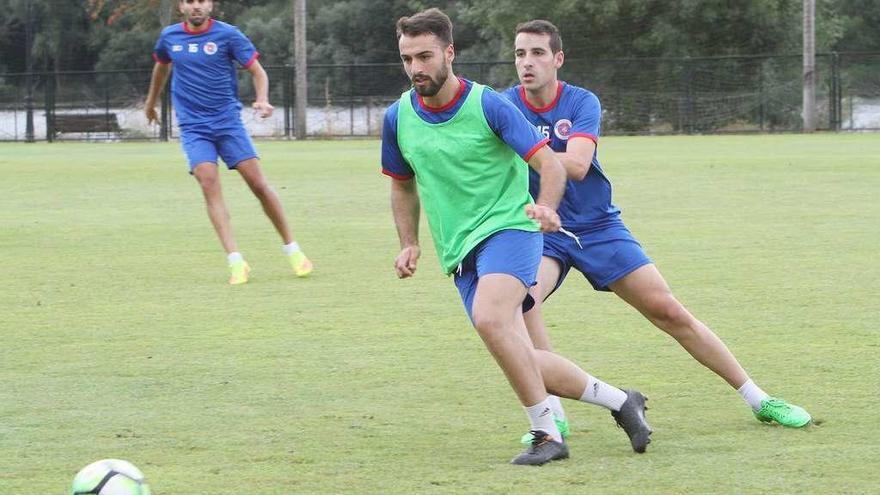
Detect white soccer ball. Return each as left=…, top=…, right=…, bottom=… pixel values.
left=70, top=459, right=151, bottom=495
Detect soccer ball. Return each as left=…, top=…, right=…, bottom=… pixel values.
left=70, top=459, right=151, bottom=495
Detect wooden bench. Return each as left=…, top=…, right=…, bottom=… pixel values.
left=52, top=113, right=121, bottom=135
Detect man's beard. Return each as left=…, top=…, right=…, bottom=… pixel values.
left=412, top=65, right=448, bottom=97
left=188, top=11, right=209, bottom=26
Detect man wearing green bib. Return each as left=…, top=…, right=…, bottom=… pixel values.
left=381, top=8, right=652, bottom=466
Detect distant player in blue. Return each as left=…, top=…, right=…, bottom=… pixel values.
left=504, top=19, right=811, bottom=428
left=144, top=0, right=312, bottom=285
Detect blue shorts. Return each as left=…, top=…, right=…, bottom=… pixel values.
left=544, top=220, right=652, bottom=293
left=453, top=229, right=542, bottom=323
left=180, top=116, right=258, bottom=173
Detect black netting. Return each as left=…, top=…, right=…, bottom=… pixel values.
left=1, top=52, right=877, bottom=141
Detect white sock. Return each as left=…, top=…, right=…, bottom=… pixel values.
left=282, top=242, right=301, bottom=255
left=737, top=379, right=769, bottom=411
left=227, top=252, right=244, bottom=264
left=579, top=375, right=628, bottom=411
left=524, top=398, right=562, bottom=442
left=548, top=395, right=566, bottom=422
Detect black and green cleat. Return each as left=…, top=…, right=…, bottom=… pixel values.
left=510, top=430, right=569, bottom=466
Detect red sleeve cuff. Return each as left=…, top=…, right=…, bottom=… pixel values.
left=570, top=133, right=598, bottom=144
left=243, top=52, right=261, bottom=69
left=523, top=138, right=551, bottom=162
left=153, top=53, right=171, bottom=65
left=382, top=169, right=414, bottom=181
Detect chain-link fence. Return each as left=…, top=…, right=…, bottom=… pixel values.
left=1, top=52, right=878, bottom=142
left=839, top=52, right=880, bottom=130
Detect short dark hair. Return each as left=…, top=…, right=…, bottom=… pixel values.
left=515, top=19, right=563, bottom=53
left=396, top=8, right=454, bottom=46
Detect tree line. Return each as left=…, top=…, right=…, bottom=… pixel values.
left=1, top=0, right=878, bottom=75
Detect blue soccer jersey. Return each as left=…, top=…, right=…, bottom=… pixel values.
left=153, top=19, right=259, bottom=125
left=502, top=82, right=621, bottom=230
left=381, top=78, right=548, bottom=179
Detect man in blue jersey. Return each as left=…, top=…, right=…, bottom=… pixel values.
left=504, top=19, right=811, bottom=430
left=382, top=8, right=652, bottom=466
left=144, top=0, right=311, bottom=285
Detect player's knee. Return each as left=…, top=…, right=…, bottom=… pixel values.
left=472, top=311, right=506, bottom=337
left=649, top=298, right=691, bottom=331
left=195, top=173, right=220, bottom=191
left=250, top=181, right=273, bottom=199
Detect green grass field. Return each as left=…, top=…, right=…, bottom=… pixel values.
left=1, top=134, right=879, bottom=494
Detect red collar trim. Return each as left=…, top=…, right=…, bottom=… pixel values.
left=183, top=18, right=214, bottom=34
left=520, top=81, right=564, bottom=113
left=417, top=78, right=467, bottom=113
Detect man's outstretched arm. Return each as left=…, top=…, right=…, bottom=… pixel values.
left=145, top=62, right=171, bottom=124
left=246, top=59, right=274, bottom=118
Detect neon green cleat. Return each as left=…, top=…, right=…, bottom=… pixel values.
left=228, top=260, right=250, bottom=285
left=288, top=250, right=313, bottom=277
left=520, top=416, right=570, bottom=444
left=754, top=397, right=811, bottom=428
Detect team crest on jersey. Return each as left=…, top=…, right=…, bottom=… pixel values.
left=203, top=42, right=218, bottom=55
left=554, top=119, right=573, bottom=140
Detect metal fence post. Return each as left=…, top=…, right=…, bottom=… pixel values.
left=678, top=58, right=693, bottom=133
left=848, top=91, right=853, bottom=130
left=349, top=65, right=355, bottom=136
left=830, top=51, right=841, bottom=131
left=105, top=83, right=111, bottom=140
left=45, top=75, right=55, bottom=143
left=160, top=82, right=171, bottom=141
left=25, top=73, right=35, bottom=143
left=366, top=96, right=371, bottom=136
left=283, top=65, right=292, bottom=139
left=759, top=65, right=766, bottom=131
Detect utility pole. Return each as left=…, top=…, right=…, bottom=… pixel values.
left=24, top=0, right=35, bottom=142
left=293, top=0, right=307, bottom=139
left=802, top=0, right=816, bottom=132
